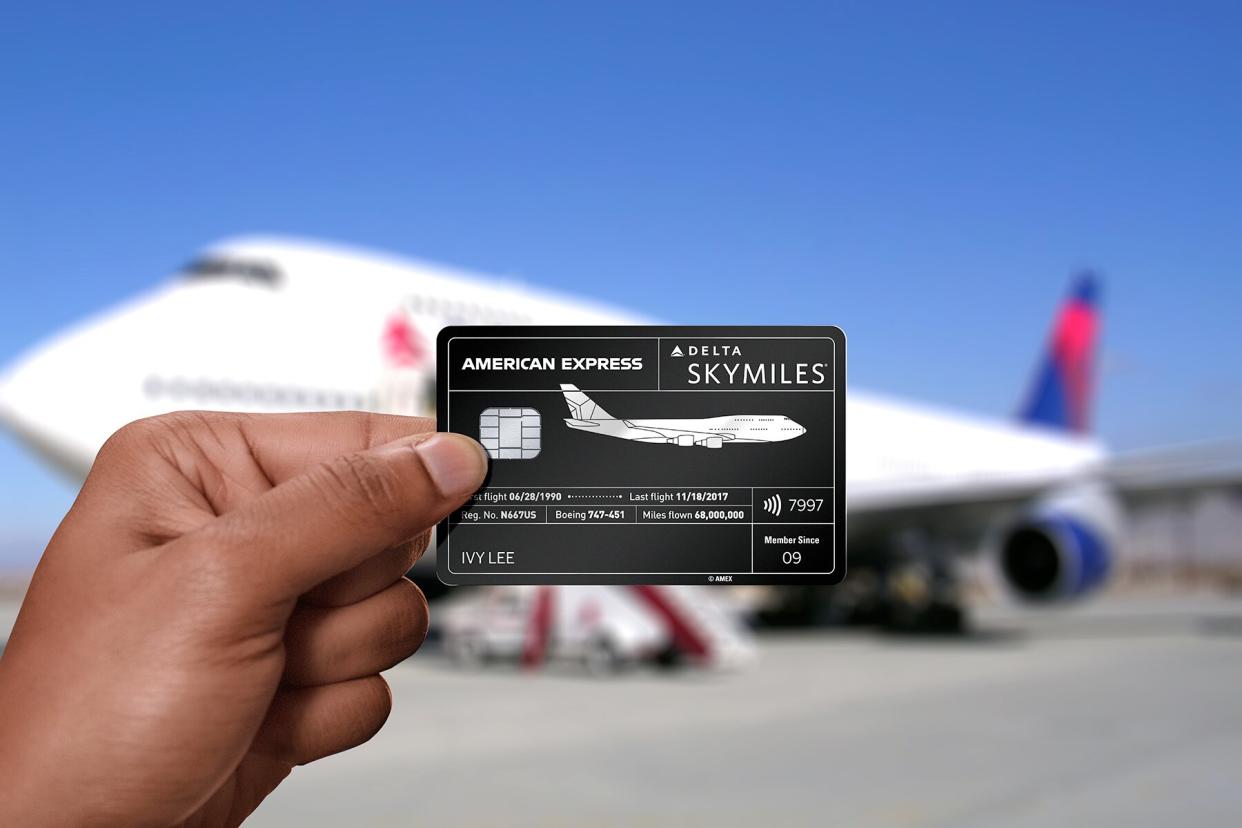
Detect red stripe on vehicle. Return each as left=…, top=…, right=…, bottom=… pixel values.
left=629, top=585, right=712, bottom=660
left=521, top=586, right=555, bottom=669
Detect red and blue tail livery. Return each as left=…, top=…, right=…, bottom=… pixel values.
left=1018, top=272, right=1101, bottom=434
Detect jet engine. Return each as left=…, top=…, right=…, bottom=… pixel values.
left=671, top=434, right=695, bottom=446
left=701, top=436, right=723, bottom=449
left=998, top=483, right=1121, bottom=602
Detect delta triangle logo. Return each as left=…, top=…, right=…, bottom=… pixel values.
left=670, top=345, right=684, bottom=357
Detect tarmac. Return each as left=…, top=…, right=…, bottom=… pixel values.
left=3, top=592, right=1241, bottom=826
left=255, top=593, right=1242, bottom=827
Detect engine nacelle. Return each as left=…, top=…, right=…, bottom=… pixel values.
left=999, top=484, right=1121, bottom=602
left=671, top=434, right=695, bottom=447
left=700, top=436, right=723, bottom=449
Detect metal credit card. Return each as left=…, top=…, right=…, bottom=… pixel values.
left=436, top=326, right=845, bottom=585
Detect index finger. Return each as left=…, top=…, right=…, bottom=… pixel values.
left=233, top=411, right=438, bottom=484
left=189, top=430, right=487, bottom=603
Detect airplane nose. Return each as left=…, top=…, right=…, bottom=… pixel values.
left=0, top=333, right=112, bottom=477
left=0, top=371, right=15, bottom=433
left=0, top=285, right=191, bottom=477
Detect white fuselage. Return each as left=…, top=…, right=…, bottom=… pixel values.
left=563, top=414, right=808, bottom=447
left=629, top=415, right=808, bottom=444
left=0, top=236, right=1103, bottom=504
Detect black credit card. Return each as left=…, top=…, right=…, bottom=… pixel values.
left=436, top=326, right=845, bottom=585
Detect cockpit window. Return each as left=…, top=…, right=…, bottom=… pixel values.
left=182, top=256, right=281, bottom=286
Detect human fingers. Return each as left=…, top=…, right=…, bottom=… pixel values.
left=251, top=676, right=393, bottom=766
left=184, top=431, right=485, bottom=604
left=304, top=530, right=430, bottom=607
left=283, top=578, right=428, bottom=687
left=55, top=412, right=439, bottom=551
left=232, top=411, right=438, bottom=485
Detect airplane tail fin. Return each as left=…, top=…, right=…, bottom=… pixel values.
left=1017, top=271, right=1101, bottom=434
left=560, top=384, right=615, bottom=420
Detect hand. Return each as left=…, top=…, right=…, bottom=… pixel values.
left=0, top=412, right=488, bottom=827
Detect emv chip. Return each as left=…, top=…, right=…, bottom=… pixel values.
left=479, top=407, right=541, bottom=459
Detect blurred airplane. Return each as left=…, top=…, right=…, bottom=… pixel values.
left=0, top=236, right=1224, bottom=630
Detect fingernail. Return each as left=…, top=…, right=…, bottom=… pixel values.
left=414, top=433, right=488, bottom=497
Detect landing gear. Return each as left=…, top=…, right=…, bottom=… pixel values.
left=876, top=531, right=967, bottom=633
left=754, top=532, right=969, bottom=633
left=880, top=559, right=966, bottom=633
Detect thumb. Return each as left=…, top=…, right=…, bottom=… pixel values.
left=194, top=431, right=487, bottom=601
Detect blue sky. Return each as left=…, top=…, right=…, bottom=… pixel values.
left=1, top=2, right=1239, bottom=565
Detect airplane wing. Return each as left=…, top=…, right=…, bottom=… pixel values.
left=633, top=424, right=730, bottom=440
left=847, top=474, right=1086, bottom=543
left=846, top=441, right=1242, bottom=544
left=619, top=423, right=706, bottom=443
left=1103, top=440, right=1242, bottom=506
